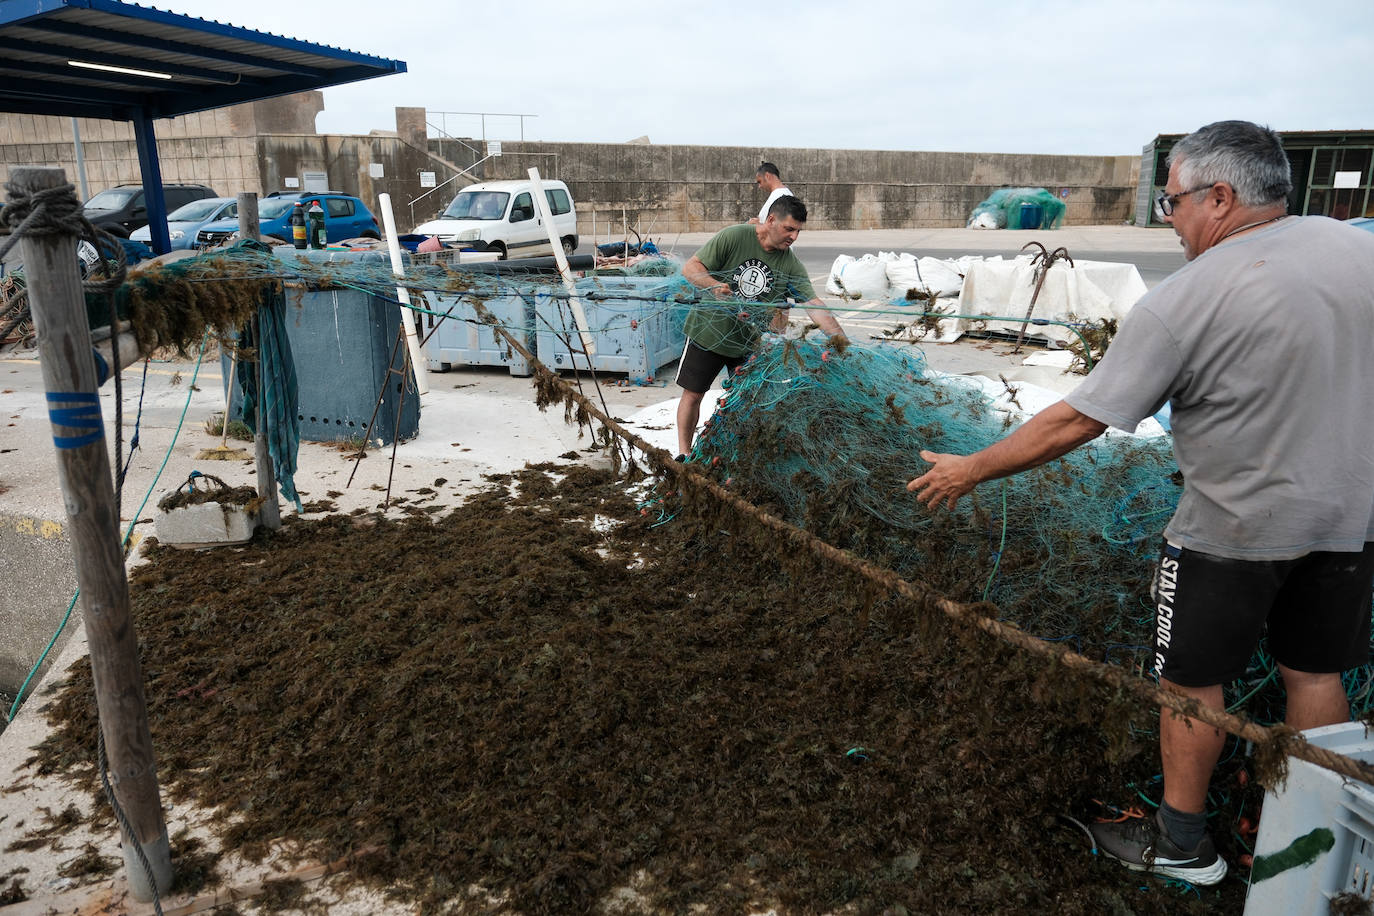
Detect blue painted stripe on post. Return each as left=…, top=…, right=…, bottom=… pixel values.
left=46, top=391, right=104, bottom=449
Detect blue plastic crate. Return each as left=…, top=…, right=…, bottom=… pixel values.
left=222, top=249, right=419, bottom=445
left=534, top=276, right=685, bottom=382
left=423, top=290, right=535, bottom=377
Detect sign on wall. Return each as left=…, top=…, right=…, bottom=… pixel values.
left=301, top=170, right=329, bottom=193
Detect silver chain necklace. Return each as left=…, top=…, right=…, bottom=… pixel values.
left=1218, top=214, right=1287, bottom=243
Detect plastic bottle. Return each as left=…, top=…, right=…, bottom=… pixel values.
left=289, top=202, right=307, bottom=249
left=308, top=202, right=326, bottom=250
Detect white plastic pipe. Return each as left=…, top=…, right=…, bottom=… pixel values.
left=526, top=167, right=595, bottom=361
left=377, top=192, right=429, bottom=395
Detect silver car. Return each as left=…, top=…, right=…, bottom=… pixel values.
left=130, top=197, right=239, bottom=251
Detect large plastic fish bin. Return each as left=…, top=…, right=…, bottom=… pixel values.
left=423, top=289, right=535, bottom=377
left=222, top=248, right=419, bottom=445
left=534, top=276, right=685, bottom=382
left=1244, top=721, right=1374, bottom=914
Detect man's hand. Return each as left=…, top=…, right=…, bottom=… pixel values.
left=907, top=449, right=980, bottom=510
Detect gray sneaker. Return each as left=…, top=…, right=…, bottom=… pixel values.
left=1090, top=813, right=1228, bottom=886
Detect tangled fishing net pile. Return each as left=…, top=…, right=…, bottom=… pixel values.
left=673, top=336, right=1374, bottom=726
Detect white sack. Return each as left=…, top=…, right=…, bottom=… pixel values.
left=825, top=254, right=855, bottom=296
left=834, top=253, right=890, bottom=300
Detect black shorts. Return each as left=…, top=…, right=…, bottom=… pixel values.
left=1150, top=539, right=1374, bottom=687
left=675, top=339, right=746, bottom=394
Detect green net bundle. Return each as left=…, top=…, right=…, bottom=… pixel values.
left=967, top=187, right=1068, bottom=230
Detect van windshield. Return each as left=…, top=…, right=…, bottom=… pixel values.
left=444, top=191, right=509, bottom=221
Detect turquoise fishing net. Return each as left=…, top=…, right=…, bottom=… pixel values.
left=681, top=337, right=1178, bottom=650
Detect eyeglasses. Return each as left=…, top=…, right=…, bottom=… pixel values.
left=1155, top=184, right=1215, bottom=219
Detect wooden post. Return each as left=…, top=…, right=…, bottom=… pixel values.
left=13, top=167, right=172, bottom=899
left=238, top=193, right=280, bottom=530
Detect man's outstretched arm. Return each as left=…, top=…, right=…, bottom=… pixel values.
left=907, top=400, right=1107, bottom=510
left=800, top=298, right=845, bottom=339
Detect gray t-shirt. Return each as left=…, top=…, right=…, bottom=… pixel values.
left=1064, top=216, right=1374, bottom=560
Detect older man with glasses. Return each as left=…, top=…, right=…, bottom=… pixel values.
left=906, top=120, right=1374, bottom=885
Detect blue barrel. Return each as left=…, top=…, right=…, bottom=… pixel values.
left=1017, top=202, right=1043, bottom=230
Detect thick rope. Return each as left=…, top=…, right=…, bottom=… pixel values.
left=0, top=179, right=130, bottom=348
left=474, top=300, right=1374, bottom=789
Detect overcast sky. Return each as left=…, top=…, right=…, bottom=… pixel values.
left=161, top=0, right=1372, bottom=156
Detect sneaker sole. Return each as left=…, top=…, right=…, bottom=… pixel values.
left=1117, top=856, right=1228, bottom=886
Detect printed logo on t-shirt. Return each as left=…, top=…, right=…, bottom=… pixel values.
left=732, top=259, right=774, bottom=300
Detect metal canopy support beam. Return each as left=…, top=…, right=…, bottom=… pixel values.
left=131, top=109, right=169, bottom=255
left=28, top=17, right=331, bottom=77
left=0, top=33, right=252, bottom=84
left=0, top=72, right=133, bottom=106
left=0, top=0, right=407, bottom=122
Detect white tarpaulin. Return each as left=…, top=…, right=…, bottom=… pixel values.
left=918, top=256, right=1148, bottom=344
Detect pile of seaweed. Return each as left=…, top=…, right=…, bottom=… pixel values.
left=20, top=464, right=1251, bottom=914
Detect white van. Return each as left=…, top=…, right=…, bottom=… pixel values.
left=413, top=179, right=578, bottom=260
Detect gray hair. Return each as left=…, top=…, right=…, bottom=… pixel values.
left=1166, top=120, right=1292, bottom=208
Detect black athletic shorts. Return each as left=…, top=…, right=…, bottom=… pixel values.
left=1150, top=539, right=1374, bottom=687
left=675, top=339, right=747, bottom=394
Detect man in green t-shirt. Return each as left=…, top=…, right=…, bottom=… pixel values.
left=675, top=195, right=846, bottom=458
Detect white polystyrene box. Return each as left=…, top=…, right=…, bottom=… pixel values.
left=1245, top=721, right=1374, bottom=914
left=154, top=500, right=259, bottom=548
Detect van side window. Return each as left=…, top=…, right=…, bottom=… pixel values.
left=326, top=198, right=353, bottom=218
left=546, top=189, right=571, bottom=216
left=510, top=192, right=533, bottom=222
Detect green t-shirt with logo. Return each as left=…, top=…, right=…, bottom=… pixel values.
left=684, top=224, right=817, bottom=357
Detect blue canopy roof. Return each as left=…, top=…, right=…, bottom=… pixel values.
left=0, top=0, right=406, bottom=251
left=0, top=0, right=406, bottom=120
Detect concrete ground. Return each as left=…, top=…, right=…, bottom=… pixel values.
left=0, top=225, right=1177, bottom=913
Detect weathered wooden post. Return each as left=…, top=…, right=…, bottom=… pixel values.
left=238, top=192, right=281, bottom=530
left=11, top=167, right=172, bottom=898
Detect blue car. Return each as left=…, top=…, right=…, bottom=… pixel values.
left=131, top=196, right=238, bottom=251
left=1349, top=217, right=1374, bottom=235
left=195, top=192, right=380, bottom=248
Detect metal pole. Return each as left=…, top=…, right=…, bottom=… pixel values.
left=12, top=166, right=172, bottom=900
left=238, top=193, right=281, bottom=530
left=132, top=110, right=170, bottom=255
left=69, top=118, right=89, bottom=203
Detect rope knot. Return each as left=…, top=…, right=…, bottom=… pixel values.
left=2, top=181, right=85, bottom=237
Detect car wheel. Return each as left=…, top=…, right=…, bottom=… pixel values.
left=561, top=236, right=575, bottom=258
left=490, top=242, right=507, bottom=260
left=361, top=231, right=380, bottom=240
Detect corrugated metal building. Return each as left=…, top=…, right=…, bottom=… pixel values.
left=1136, top=130, right=1374, bottom=227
